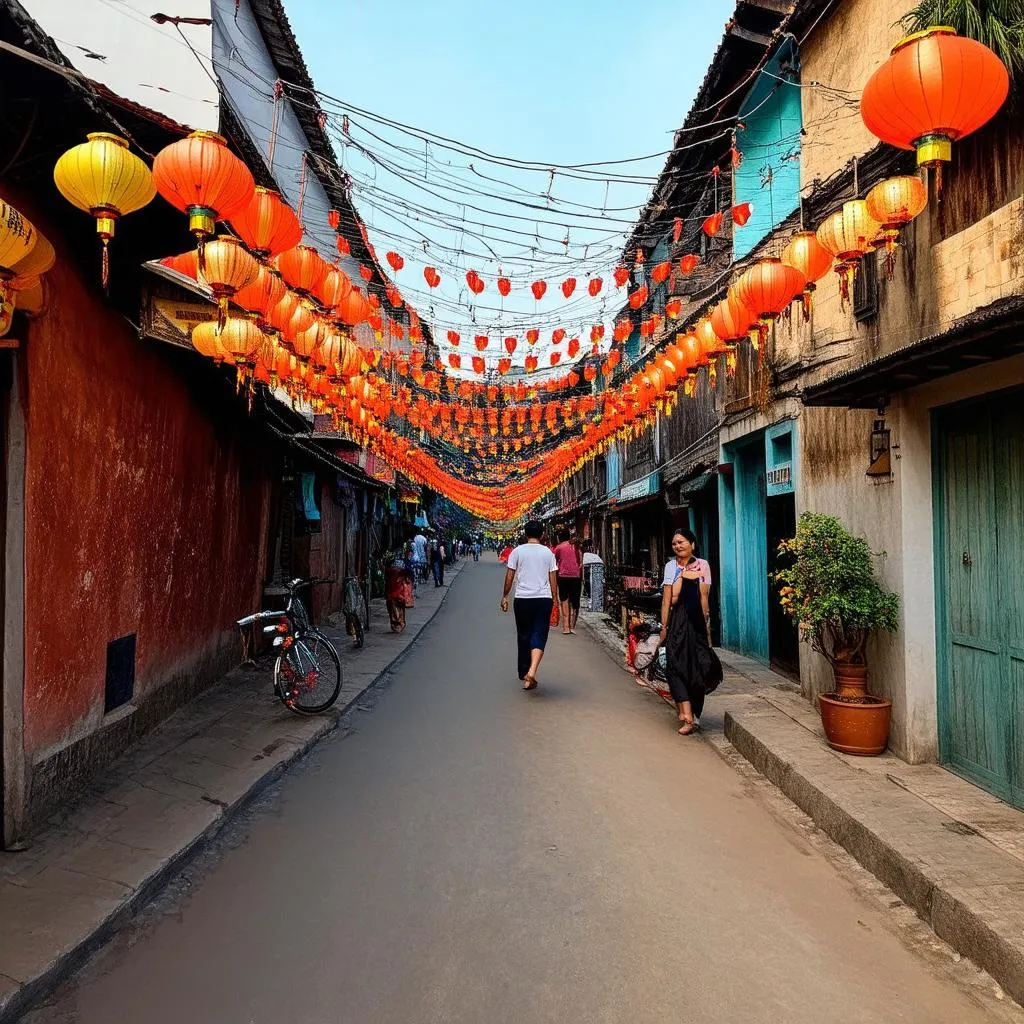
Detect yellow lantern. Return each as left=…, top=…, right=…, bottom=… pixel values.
left=191, top=320, right=226, bottom=363
left=0, top=198, right=39, bottom=318
left=816, top=200, right=880, bottom=305
left=865, top=175, right=928, bottom=279
left=54, top=133, right=156, bottom=287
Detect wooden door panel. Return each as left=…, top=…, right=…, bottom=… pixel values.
left=948, top=642, right=1009, bottom=794
left=942, top=423, right=999, bottom=640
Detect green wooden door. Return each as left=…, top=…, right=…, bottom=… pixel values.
left=935, top=388, right=1024, bottom=806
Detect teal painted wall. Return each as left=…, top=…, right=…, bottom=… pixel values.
left=733, top=46, right=802, bottom=260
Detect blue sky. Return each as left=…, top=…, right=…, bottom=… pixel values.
left=288, top=0, right=736, bottom=360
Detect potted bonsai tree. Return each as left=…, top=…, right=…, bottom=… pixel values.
left=775, top=512, right=900, bottom=755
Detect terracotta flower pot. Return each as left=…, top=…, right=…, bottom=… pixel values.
left=832, top=662, right=867, bottom=699
left=818, top=692, right=892, bottom=756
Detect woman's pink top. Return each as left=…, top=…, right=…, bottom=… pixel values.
left=554, top=541, right=582, bottom=578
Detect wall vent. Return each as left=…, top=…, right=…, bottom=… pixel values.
left=104, top=633, right=137, bottom=713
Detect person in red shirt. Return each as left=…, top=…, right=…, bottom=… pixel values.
left=553, top=530, right=583, bottom=634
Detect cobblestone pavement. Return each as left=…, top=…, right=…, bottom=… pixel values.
left=15, top=558, right=1023, bottom=1023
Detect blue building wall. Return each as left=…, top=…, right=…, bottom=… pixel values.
left=732, top=44, right=802, bottom=260
left=605, top=443, right=622, bottom=499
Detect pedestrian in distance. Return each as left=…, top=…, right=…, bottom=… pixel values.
left=500, top=520, right=558, bottom=690
left=432, top=538, right=446, bottom=587
left=660, top=528, right=722, bottom=735
left=553, top=529, right=583, bottom=635
left=412, top=530, right=429, bottom=582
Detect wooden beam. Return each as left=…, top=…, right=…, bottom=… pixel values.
left=728, top=24, right=774, bottom=46
left=743, top=0, right=794, bottom=13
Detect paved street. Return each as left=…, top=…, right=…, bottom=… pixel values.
left=25, top=557, right=1017, bottom=1023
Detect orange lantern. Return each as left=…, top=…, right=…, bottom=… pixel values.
left=733, top=257, right=805, bottom=326
left=200, top=236, right=259, bottom=329
left=233, top=263, right=286, bottom=319
left=709, top=294, right=754, bottom=347
left=191, top=320, right=225, bottom=362
left=228, top=187, right=302, bottom=259
left=315, top=266, right=353, bottom=312
left=337, top=286, right=371, bottom=326
left=865, top=175, right=928, bottom=279
left=816, top=200, right=880, bottom=304
left=217, top=315, right=265, bottom=367
left=696, top=317, right=727, bottom=358
left=276, top=245, right=328, bottom=297
left=152, top=131, right=254, bottom=245
left=782, top=230, right=833, bottom=320
left=861, top=27, right=1008, bottom=185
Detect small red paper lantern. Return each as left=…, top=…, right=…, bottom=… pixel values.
left=497, top=276, right=511, bottom=296
left=466, top=270, right=485, bottom=295
left=526, top=328, right=540, bottom=345
left=474, top=335, right=488, bottom=351
left=531, top=280, right=547, bottom=300
left=447, top=330, right=460, bottom=346
left=702, top=212, right=723, bottom=237
left=359, top=265, right=373, bottom=282
left=628, top=285, right=648, bottom=310
left=679, top=254, right=700, bottom=275
left=505, top=337, right=517, bottom=354
left=651, top=260, right=671, bottom=284
left=588, top=277, right=603, bottom=296
left=613, top=266, right=629, bottom=287
left=731, top=202, right=752, bottom=227
left=424, top=266, right=440, bottom=287
left=386, top=251, right=404, bottom=271
left=561, top=277, right=576, bottom=298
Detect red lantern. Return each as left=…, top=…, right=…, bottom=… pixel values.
left=336, top=235, right=351, bottom=256
left=561, top=277, right=576, bottom=298
left=665, top=298, right=682, bottom=319
left=613, top=266, right=629, bottom=287
left=590, top=324, right=605, bottom=343
left=359, top=264, right=373, bottom=282
left=449, top=353, right=462, bottom=369
left=731, top=202, right=752, bottom=227
left=709, top=294, right=755, bottom=346
left=447, top=330, right=460, bottom=346
left=327, top=209, right=340, bottom=230
left=152, top=131, right=254, bottom=243
left=315, top=266, right=352, bottom=313
left=679, top=254, right=700, bottom=275
left=498, top=357, right=512, bottom=374
left=497, top=276, right=511, bottom=296
left=337, top=286, right=371, bottom=326
left=651, top=261, right=671, bottom=284
left=531, top=280, right=547, bottom=300
left=526, top=328, right=540, bottom=345
left=229, top=187, right=302, bottom=259
left=386, top=251, right=404, bottom=271
left=588, top=277, right=603, bottom=296
left=424, top=266, right=440, bottom=288
left=567, top=337, right=580, bottom=358
left=628, top=285, right=648, bottom=310
left=466, top=270, right=485, bottom=295
left=702, top=212, right=723, bottom=237
left=613, top=319, right=631, bottom=343
left=472, top=356, right=485, bottom=373
left=505, top=337, right=517, bottom=354
left=861, top=27, right=1008, bottom=181
left=552, top=328, right=565, bottom=344
left=475, top=335, right=489, bottom=351
left=550, top=352, right=561, bottom=366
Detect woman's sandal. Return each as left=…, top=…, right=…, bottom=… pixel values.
left=523, top=675, right=538, bottom=690
left=677, top=720, right=699, bottom=735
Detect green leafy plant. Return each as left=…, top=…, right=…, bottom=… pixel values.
left=899, top=1, right=1024, bottom=81
left=774, top=512, right=899, bottom=667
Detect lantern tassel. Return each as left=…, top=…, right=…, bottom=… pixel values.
left=217, top=296, right=228, bottom=333
left=101, top=238, right=111, bottom=291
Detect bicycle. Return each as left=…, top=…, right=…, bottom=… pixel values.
left=342, top=575, right=365, bottom=649
left=236, top=578, right=343, bottom=714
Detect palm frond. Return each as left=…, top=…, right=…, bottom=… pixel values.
left=898, top=0, right=1024, bottom=80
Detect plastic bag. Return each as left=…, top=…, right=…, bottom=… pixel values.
left=550, top=602, right=560, bottom=627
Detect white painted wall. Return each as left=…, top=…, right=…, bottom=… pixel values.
left=22, top=0, right=218, bottom=129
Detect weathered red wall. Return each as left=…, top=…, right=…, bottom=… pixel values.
left=22, top=253, right=271, bottom=758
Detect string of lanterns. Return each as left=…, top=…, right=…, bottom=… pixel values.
left=38, top=25, right=1009, bottom=520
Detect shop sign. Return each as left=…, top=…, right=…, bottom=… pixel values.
left=618, top=472, right=660, bottom=503
left=766, top=464, right=792, bottom=489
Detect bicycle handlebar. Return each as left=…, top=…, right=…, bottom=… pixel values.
left=285, top=577, right=335, bottom=590
left=236, top=610, right=288, bottom=628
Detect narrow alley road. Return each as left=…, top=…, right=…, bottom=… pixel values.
left=26, top=558, right=1012, bottom=1024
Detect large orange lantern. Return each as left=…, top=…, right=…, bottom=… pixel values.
left=816, top=200, right=880, bottom=304
left=276, top=244, right=327, bottom=297
left=229, top=186, right=302, bottom=259
left=860, top=27, right=1008, bottom=185
left=781, top=230, right=833, bottom=320
left=337, top=286, right=371, bottom=326
left=315, top=266, right=353, bottom=313
left=152, top=131, right=254, bottom=246
left=865, top=175, right=928, bottom=278
left=233, top=263, right=286, bottom=319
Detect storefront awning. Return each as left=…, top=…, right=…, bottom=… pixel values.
left=803, top=295, right=1024, bottom=408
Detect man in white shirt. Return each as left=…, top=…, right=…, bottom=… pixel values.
left=500, top=520, right=558, bottom=690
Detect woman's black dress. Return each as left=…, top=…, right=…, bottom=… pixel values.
left=665, top=572, right=723, bottom=718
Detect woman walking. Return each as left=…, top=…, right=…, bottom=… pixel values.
left=660, top=528, right=722, bottom=734
left=553, top=530, right=583, bottom=634
left=500, top=520, right=558, bottom=690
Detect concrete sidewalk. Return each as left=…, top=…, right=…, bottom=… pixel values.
left=0, top=562, right=465, bottom=1022
left=578, top=609, right=1024, bottom=1007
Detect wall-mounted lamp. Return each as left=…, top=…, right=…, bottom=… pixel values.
left=867, top=402, right=892, bottom=477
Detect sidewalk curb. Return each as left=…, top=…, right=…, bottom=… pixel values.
left=723, top=706, right=1024, bottom=1007
left=0, top=565, right=465, bottom=1024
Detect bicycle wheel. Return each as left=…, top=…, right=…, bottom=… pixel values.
left=274, top=631, right=343, bottom=714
